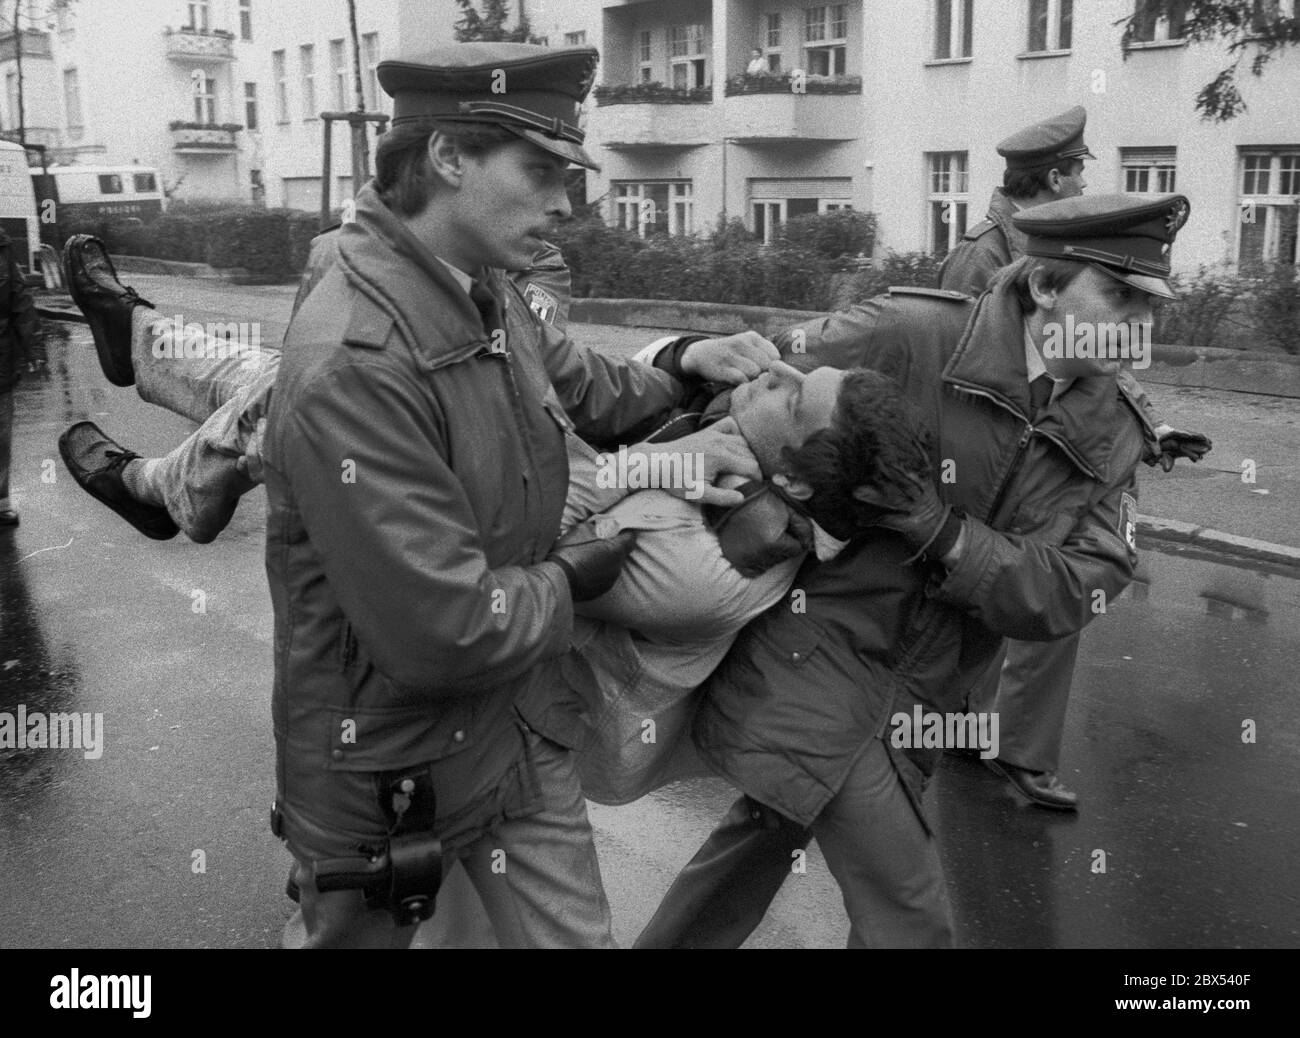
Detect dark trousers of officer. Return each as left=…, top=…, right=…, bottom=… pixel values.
left=635, top=737, right=953, bottom=948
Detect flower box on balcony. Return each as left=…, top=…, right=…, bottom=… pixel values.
left=724, top=72, right=863, bottom=96
left=593, top=82, right=712, bottom=106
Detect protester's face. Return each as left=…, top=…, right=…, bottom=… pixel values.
left=728, top=361, right=846, bottom=477
left=1035, top=264, right=1156, bottom=378
left=450, top=139, right=572, bottom=271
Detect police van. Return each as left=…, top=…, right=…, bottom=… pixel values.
left=32, top=165, right=165, bottom=228
left=0, top=138, right=41, bottom=276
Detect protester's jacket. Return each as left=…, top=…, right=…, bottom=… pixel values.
left=938, top=189, right=1161, bottom=435
left=694, top=283, right=1158, bottom=827
left=263, top=185, right=684, bottom=841
left=0, top=230, right=42, bottom=392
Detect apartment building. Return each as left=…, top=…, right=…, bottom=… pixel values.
left=578, top=0, right=1300, bottom=273
left=0, top=0, right=265, bottom=202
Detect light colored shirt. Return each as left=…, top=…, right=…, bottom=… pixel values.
left=1024, top=321, right=1074, bottom=404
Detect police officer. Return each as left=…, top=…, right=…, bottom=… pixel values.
left=939, top=108, right=1211, bottom=810
left=638, top=193, right=1192, bottom=947
left=263, top=42, right=776, bottom=948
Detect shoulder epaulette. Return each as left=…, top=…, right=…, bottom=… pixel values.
left=886, top=286, right=971, bottom=302
left=342, top=291, right=394, bottom=349
left=960, top=219, right=997, bottom=242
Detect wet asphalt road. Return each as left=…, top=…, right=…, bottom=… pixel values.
left=0, top=324, right=1297, bottom=949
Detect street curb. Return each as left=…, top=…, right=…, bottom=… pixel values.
left=1137, top=515, right=1300, bottom=569
left=32, top=301, right=1300, bottom=571
left=569, top=298, right=1300, bottom=398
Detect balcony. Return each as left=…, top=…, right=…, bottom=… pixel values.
left=593, top=82, right=715, bottom=149
left=722, top=74, right=863, bottom=144
left=164, top=28, right=235, bottom=62
left=0, top=29, right=52, bottom=61
left=171, top=122, right=241, bottom=153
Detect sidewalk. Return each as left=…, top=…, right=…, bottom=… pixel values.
left=38, top=273, right=1300, bottom=567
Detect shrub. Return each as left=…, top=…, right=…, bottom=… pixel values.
left=203, top=208, right=293, bottom=277
left=776, top=210, right=876, bottom=266
left=1154, top=264, right=1248, bottom=349
left=1249, top=263, right=1300, bottom=356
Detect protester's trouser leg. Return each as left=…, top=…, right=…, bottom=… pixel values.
left=633, top=793, right=811, bottom=949
left=972, top=633, right=1080, bottom=774
left=810, top=737, right=953, bottom=948
left=0, top=388, right=13, bottom=504
left=131, top=307, right=275, bottom=422
left=146, top=361, right=277, bottom=542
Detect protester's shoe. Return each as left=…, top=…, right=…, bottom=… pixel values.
left=61, top=234, right=153, bottom=388
left=58, top=422, right=178, bottom=540
left=985, top=757, right=1080, bottom=811
left=0, top=508, right=17, bottom=527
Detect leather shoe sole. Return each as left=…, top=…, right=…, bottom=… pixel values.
left=58, top=421, right=178, bottom=540
left=61, top=234, right=150, bottom=388
left=985, top=757, right=1079, bottom=811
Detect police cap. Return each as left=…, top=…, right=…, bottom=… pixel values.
left=996, top=105, right=1096, bottom=171
left=1013, top=193, right=1191, bottom=299
left=378, top=42, right=600, bottom=170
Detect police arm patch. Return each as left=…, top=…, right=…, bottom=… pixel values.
left=524, top=282, right=558, bottom=324
left=1119, top=491, right=1139, bottom=555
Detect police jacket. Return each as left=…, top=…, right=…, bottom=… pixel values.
left=263, top=185, right=685, bottom=844
left=0, top=230, right=42, bottom=393
left=693, top=283, right=1157, bottom=827
left=937, top=188, right=1024, bottom=296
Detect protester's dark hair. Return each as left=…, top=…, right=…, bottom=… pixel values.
left=1002, top=158, right=1083, bottom=200
left=781, top=368, right=934, bottom=540
left=374, top=120, right=518, bottom=216
left=994, top=255, right=1087, bottom=313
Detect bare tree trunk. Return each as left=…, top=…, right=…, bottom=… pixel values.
left=346, top=0, right=370, bottom=194
left=14, top=0, right=26, bottom=144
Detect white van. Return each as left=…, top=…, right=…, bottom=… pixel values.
left=34, top=165, right=165, bottom=227
left=0, top=139, right=41, bottom=276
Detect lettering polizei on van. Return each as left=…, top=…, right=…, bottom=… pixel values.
left=31, top=165, right=164, bottom=229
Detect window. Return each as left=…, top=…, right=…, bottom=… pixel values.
left=98, top=174, right=124, bottom=194
left=934, top=0, right=974, bottom=59
left=765, top=13, right=782, bottom=71
left=134, top=172, right=158, bottom=193
left=927, top=151, right=970, bottom=257
left=244, top=82, right=259, bottom=131
left=300, top=44, right=317, bottom=119
left=185, top=0, right=210, bottom=33
left=5, top=72, right=16, bottom=128
left=239, top=0, right=252, bottom=40
left=1239, top=149, right=1300, bottom=271
left=1251, top=0, right=1298, bottom=34
left=748, top=181, right=852, bottom=243
left=194, top=72, right=217, bottom=123
left=273, top=49, right=288, bottom=122
left=362, top=32, right=381, bottom=110
left=1026, top=0, right=1072, bottom=52
left=331, top=38, right=349, bottom=108
left=638, top=30, right=653, bottom=83
left=612, top=182, right=694, bottom=237
left=803, top=5, right=848, bottom=76
left=1130, top=0, right=1188, bottom=42
left=669, top=24, right=708, bottom=89
left=54, top=0, right=72, bottom=33
left=564, top=30, right=587, bottom=45
left=1121, top=147, right=1177, bottom=194
left=63, top=67, right=82, bottom=130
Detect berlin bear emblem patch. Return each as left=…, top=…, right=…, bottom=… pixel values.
left=525, top=283, right=558, bottom=324
left=1118, top=491, right=1138, bottom=556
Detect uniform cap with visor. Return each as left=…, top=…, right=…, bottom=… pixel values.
left=1012, top=193, right=1191, bottom=299
left=997, top=105, right=1096, bottom=171
left=378, top=42, right=601, bottom=171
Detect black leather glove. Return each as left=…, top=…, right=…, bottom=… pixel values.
left=852, top=471, right=959, bottom=562
left=546, top=522, right=638, bottom=602
left=1148, top=427, right=1213, bottom=473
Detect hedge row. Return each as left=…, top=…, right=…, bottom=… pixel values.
left=58, top=206, right=323, bottom=282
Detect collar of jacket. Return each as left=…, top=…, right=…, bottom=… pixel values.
left=335, top=184, right=498, bottom=373
left=943, top=281, right=1129, bottom=483
left=986, top=188, right=1029, bottom=261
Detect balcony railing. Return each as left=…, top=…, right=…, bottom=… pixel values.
left=594, top=82, right=712, bottom=106
left=170, top=122, right=241, bottom=152
left=724, top=72, right=862, bottom=96
left=164, top=27, right=236, bottom=62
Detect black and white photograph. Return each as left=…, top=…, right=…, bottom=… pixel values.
left=0, top=0, right=1296, bottom=1001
